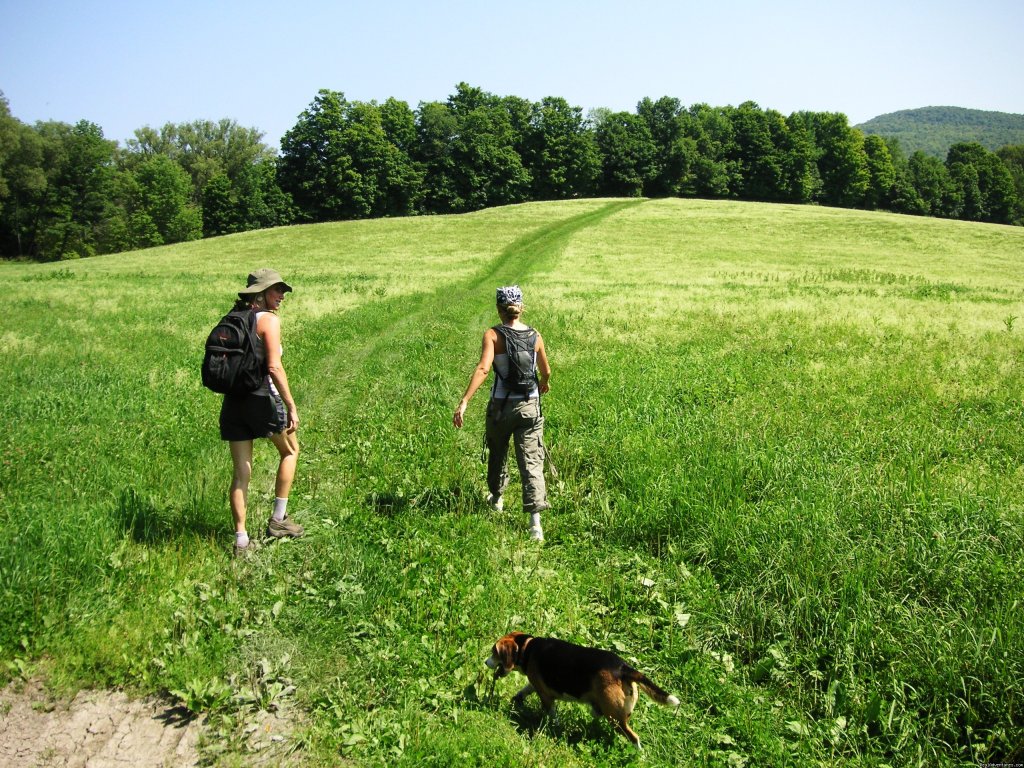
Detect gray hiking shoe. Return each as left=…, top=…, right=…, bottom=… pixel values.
left=233, top=541, right=255, bottom=559
left=266, top=516, right=305, bottom=539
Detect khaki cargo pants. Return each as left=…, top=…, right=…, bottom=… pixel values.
left=485, top=398, right=550, bottom=514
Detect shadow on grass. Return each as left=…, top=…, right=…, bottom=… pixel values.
left=366, top=484, right=477, bottom=518
left=506, top=703, right=620, bottom=748
left=462, top=677, right=622, bottom=750
left=115, top=487, right=221, bottom=544
left=367, top=491, right=410, bottom=518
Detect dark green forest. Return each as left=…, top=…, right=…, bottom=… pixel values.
left=2, top=85, right=1023, bottom=261
left=857, top=106, right=1024, bottom=158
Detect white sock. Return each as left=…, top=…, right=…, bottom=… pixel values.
left=235, top=531, right=249, bottom=548
left=272, top=497, right=288, bottom=521
left=530, top=512, right=541, bottom=528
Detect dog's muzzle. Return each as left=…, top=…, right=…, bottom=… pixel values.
left=485, top=655, right=509, bottom=678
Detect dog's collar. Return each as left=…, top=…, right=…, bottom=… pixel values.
left=517, top=636, right=534, bottom=665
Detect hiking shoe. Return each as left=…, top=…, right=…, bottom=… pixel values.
left=233, top=541, right=255, bottom=559
left=486, top=493, right=504, bottom=512
left=529, top=524, right=544, bottom=542
left=266, top=516, right=305, bottom=539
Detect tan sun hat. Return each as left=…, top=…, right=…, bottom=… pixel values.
left=239, top=268, right=292, bottom=297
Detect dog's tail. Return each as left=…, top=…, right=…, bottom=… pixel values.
left=624, top=669, right=680, bottom=707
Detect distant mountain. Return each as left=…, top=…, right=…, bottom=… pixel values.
left=855, top=107, right=1024, bottom=158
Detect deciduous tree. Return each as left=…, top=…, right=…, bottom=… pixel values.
left=278, top=89, right=352, bottom=220
left=946, top=142, right=1018, bottom=223
left=862, top=134, right=897, bottom=210
left=414, top=100, right=460, bottom=212
left=28, top=120, right=118, bottom=259
left=593, top=110, right=655, bottom=197
left=882, top=139, right=928, bottom=216
left=806, top=113, right=869, bottom=207
left=522, top=96, right=600, bottom=200
left=680, top=104, right=738, bottom=197
left=907, top=151, right=955, bottom=217
left=127, top=119, right=274, bottom=200
left=0, top=95, right=47, bottom=257
left=280, top=90, right=421, bottom=221
left=637, top=96, right=694, bottom=197
left=727, top=102, right=788, bottom=201
left=133, top=153, right=203, bottom=244
left=995, top=145, right=1024, bottom=224
left=782, top=113, right=821, bottom=203
left=414, top=84, right=530, bottom=213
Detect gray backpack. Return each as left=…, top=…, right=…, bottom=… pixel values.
left=493, top=325, right=538, bottom=396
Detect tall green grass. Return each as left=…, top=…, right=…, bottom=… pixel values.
left=2, top=199, right=1022, bottom=765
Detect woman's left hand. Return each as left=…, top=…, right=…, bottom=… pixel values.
left=453, top=402, right=467, bottom=429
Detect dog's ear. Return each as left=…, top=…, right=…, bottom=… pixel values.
left=495, top=634, right=521, bottom=673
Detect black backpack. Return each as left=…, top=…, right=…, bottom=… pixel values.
left=493, top=325, right=538, bottom=396
left=201, top=309, right=266, bottom=395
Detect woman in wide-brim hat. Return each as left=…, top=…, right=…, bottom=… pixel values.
left=221, top=268, right=303, bottom=557
left=453, top=285, right=552, bottom=542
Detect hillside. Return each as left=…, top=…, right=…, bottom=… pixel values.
left=2, top=199, right=1023, bottom=766
left=856, top=106, right=1024, bottom=158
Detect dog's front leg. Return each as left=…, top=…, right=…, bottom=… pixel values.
left=546, top=702, right=559, bottom=724
left=535, top=691, right=559, bottom=725
left=512, top=682, right=535, bottom=705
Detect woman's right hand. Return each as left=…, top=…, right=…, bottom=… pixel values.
left=287, top=405, right=299, bottom=433
left=453, top=401, right=467, bottom=429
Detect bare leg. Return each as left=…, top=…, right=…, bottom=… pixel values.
left=229, top=440, right=254, bottom=533
left=269, top=429, right=299, bottom=499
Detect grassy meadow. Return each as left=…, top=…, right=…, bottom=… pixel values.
left=2, top=198, right=1023, bottom=766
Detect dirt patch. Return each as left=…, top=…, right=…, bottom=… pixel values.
left=0, top=679, right=306, bottom=767
left=0, top=679, right=200, bottom=767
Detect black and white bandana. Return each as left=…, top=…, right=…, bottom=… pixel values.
left=496, top=285, right=523, bottom=306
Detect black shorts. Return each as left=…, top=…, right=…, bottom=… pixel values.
left=220, top=391, right=287, bottom=441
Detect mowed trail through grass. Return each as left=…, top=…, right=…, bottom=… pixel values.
left=2, top=199, right=1023, bottom=766
left=299, top=199, right=639, bottom=420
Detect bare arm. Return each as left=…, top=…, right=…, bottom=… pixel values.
left=258, top=312, right=299, bottom=433
left=453, top=328, right=497, bottom=429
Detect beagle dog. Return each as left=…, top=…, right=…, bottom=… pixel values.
left=485, top=631, right=679, bottom=748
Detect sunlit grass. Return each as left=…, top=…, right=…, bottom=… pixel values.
left=2, top=198, right=1023, bottom=765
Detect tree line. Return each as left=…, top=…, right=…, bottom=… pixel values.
left=2, top=84, right=1022, bottom=261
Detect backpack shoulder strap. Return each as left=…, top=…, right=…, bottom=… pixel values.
left=236, top=308, right=264, bottom=364
left=235, top=307, right=256, bottom=339
left=491, top=324, right=509, bottom=383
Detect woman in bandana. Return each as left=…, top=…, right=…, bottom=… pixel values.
left=453, top=285, right=551, bottom=541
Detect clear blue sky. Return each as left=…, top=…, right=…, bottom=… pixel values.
left=2, top=0, right=1021, bottom=149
